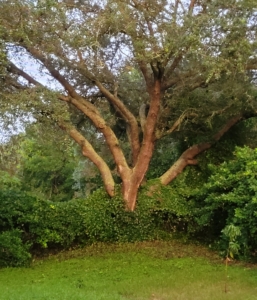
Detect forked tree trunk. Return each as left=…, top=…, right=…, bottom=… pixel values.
left=8, top=58, right=250, bottom=212
left=120, top=114, right=245, bottom=211
left=121, top=79, right=162, bottom=211
left=122, top=147, right=155, bottom=211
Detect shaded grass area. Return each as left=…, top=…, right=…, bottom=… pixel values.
left=0, top=241, right=257, bottom=300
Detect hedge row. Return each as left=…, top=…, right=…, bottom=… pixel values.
left=0, top=187, right=183, bottom=267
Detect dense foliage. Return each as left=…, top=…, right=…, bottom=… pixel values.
left=18, top=134, right=78, bottom=202
left=0, top=187, right=160, bottom=267
left=2, top=143, right=257, bottom=266
left=0, top=229, right=31, bottom=267
left=195, top=147, right=257, bottom=259
left=2, top=123, right=257, bottom=266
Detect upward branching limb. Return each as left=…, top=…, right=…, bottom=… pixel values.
left=159, top=114, right=248, bottom=185
left=163, top=47, right=190, bottom=83
left=60, top=122, right=115, bottom=197
left=58, top=94, right=130, bottom=172
left=57, top=52, right=141, bottom=165
left=9, top=58, right=131, bottom=180
left=137, top=60, right=153, bottom=92
left=7, top=62, right=115, bottom=197
left=94, top=80, right=141, bottom=165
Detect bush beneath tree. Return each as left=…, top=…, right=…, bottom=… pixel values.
left=1, top=146, right=257, bottom=267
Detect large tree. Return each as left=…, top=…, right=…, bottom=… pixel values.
left=0, top=0, right=257, bottom=210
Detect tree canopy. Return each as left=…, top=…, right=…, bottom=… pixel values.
left=0, top=0, right=257, bottom=210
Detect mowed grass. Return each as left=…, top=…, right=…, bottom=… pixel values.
left=0, top=241, right=257, bottom=300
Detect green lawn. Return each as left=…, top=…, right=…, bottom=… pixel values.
left=0, top=241, right=256, bottom=300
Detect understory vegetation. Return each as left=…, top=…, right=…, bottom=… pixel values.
left=1, top=0, right=257, bottom=270
left=1, top=136, right=257, bottom=267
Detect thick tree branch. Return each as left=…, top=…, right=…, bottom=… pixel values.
left=25, top=47, right=99, bottom=114
left=54, top=52, right=141, bottom=166
left=161, top=77, right=179, bottom=91
left=163, top=71, right=208, bottom=92
left=188, top=0, right=197, bottom=15
left=60, top=123, right=115, bottom=197
left=94, top=80, right=141, bottom=165
left=7, top=61, right=118, bottom=197
left=27, top=47, right=77, bottom=94
left=58, top=94, right=131, bottom=177
left=163, top=52, right=187, bottom=83
left=23, top=47, right=98, bottom=113
left=8, top=62, right=43, bottom=87
left=138, top=60, right=153, bottom=91
left=10, top=59, right=131, bottom=179
left=159, top=114, right=244, bottom=185
left=25, top=49, right=131, bottom=172
left=124, top=79, right=162, bottom=211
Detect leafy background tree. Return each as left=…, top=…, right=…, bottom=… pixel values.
left=17, top=125, right=78, bottom=202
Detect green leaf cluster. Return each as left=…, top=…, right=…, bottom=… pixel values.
left=0, top=229, right=31, bottom=267
left=195, top=146, right=257, bottom=259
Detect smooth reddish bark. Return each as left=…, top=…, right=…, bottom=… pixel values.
left=160, top=115, right=243, bottom=185
left=122, top=79, right=162, bottom=211
left=64, top=125, right=115, bottom=197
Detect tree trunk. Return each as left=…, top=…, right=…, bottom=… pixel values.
left=122, top=79, right=162, bottom=211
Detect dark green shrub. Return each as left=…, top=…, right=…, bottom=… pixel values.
left=0, top=187, right=162, bottom=255
left=0, top=230, right=31, bottom=267
left=195, top=146, right=257, bottom=259
left=82, top=188, right=158, bottom=243
left=0, top=189, right=36, bottom=231
left=28, top=188, right=158, bottom=246
left=145, top=177, right=197, bottom=237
